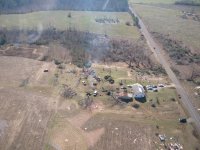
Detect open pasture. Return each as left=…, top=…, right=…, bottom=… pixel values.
left=0, top=11, right=140, bottom=39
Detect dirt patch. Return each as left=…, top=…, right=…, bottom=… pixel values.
left=84, top=128, right=105, bottom=147
left=0, top=56, right=42, bottom=87
left=0, top=88, right=52, bottom=150
left=2, top=46, right=39, bottom=59
left=0, top=119, right=8, bottom=137
left=68, top=111, right=92, bottom=128
left=82, top=114, right=154, bottom=150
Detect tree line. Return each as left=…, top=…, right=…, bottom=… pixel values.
left=175, top=0, right=200, bottom=6
left=0, top=0, right=128, bottom=13
left=0, top=27, right=158, bottom=72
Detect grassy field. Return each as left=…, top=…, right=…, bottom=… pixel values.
left=0, top=10, right=140, bottom=39
left=129, top=0, right=200, bottom=4
left=130, top=3, right=200, bottom=52
left=129, top=0, right=177, bottom=4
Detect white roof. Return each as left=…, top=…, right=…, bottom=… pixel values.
left=130, top=83, right=145, bottom=94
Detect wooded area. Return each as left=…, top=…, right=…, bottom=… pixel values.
left=0, top=27, right=155, bottom=70
left=175, top=0, right=200, bottom=6
left=0, top=0, right=128, bottom=13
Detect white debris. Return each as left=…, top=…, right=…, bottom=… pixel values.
left=158, top=134, right=166, bottom=142
left=64, top=139, right=69, bottom=142
left=84, top=128, right=87, bottom=130
left=133, top=138, right=137, bottom=143
left=115, top=127, right=118, bottom=130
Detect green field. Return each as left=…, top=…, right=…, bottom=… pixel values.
left=129, top=0, right=176, bottom=4
left=0, top=10, right=140, bottom=39
left=130, top=3, right=200, bottom=52
left=129, top=0, right=200, bottom=4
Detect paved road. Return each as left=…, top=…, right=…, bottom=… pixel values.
left=129, top=6, right=200, bottom=134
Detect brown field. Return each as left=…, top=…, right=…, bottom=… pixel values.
left=0, top=88, right=52, bottom=150
left=0, top=43, right=199, bottom=150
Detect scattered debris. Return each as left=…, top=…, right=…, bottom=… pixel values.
left=158, top=134, right=166, bottom=142
left=93, top=90, right=98, bottom=97
left=82, top=81, right=87, bottom=86
left=168, top=143, right=183, bottom=150
left=133, top=138, right=137, bottom=143
left=95, top=17, right=120, bottom=24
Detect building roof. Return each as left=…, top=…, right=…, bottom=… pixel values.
left=130, top=83, right=145, bottom=94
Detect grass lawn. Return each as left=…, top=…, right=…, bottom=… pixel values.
left=0, top=10, right=140, bottom=39
left=131, top=4, right=200, bottom=52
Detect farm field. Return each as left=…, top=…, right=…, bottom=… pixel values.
left=0, top=11, right=140, bottom=39
left=129, top=3, right=200, bottom=53
left=0, top=0, right=200, bottom=148
left=129, top=0, right=177, bottom=4
left=129, top=0, right=200, bottom=4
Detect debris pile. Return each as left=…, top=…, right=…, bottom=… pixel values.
left=168, top=143, right=183, bottom=150
left=95, top=17, right=120, bottom=24
left=104, top=75, right=115, bottom=84
left=60, top=84, right=77, bottom=99
left=156, top=133, right=183, bottom=150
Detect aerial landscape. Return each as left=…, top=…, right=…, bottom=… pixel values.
left=0, top=0, right=200, bottom=150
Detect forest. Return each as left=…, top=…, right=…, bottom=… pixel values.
left=0, top=0, right=129, bottom=13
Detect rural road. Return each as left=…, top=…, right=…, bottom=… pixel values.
left=129, top=6, right=200, bottom=134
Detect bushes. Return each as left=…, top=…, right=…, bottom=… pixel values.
left=0, top=27, right=156, bottom=71
left=54, top=59, right=62, bottom=65
left=68, top=12, right=71, bottom=18
left=78, top=97, right=93, bottom=109
left=153, top=32, right=200, bottom=65
left=132, top=103, right=140, bottom=109
left=151, top=65, right=166, bottom=75
left=60, top=85, right=77, bottom=99
left=0, top=32, right=6, bottom=45
left=125, top=21, right=131, bottom=26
